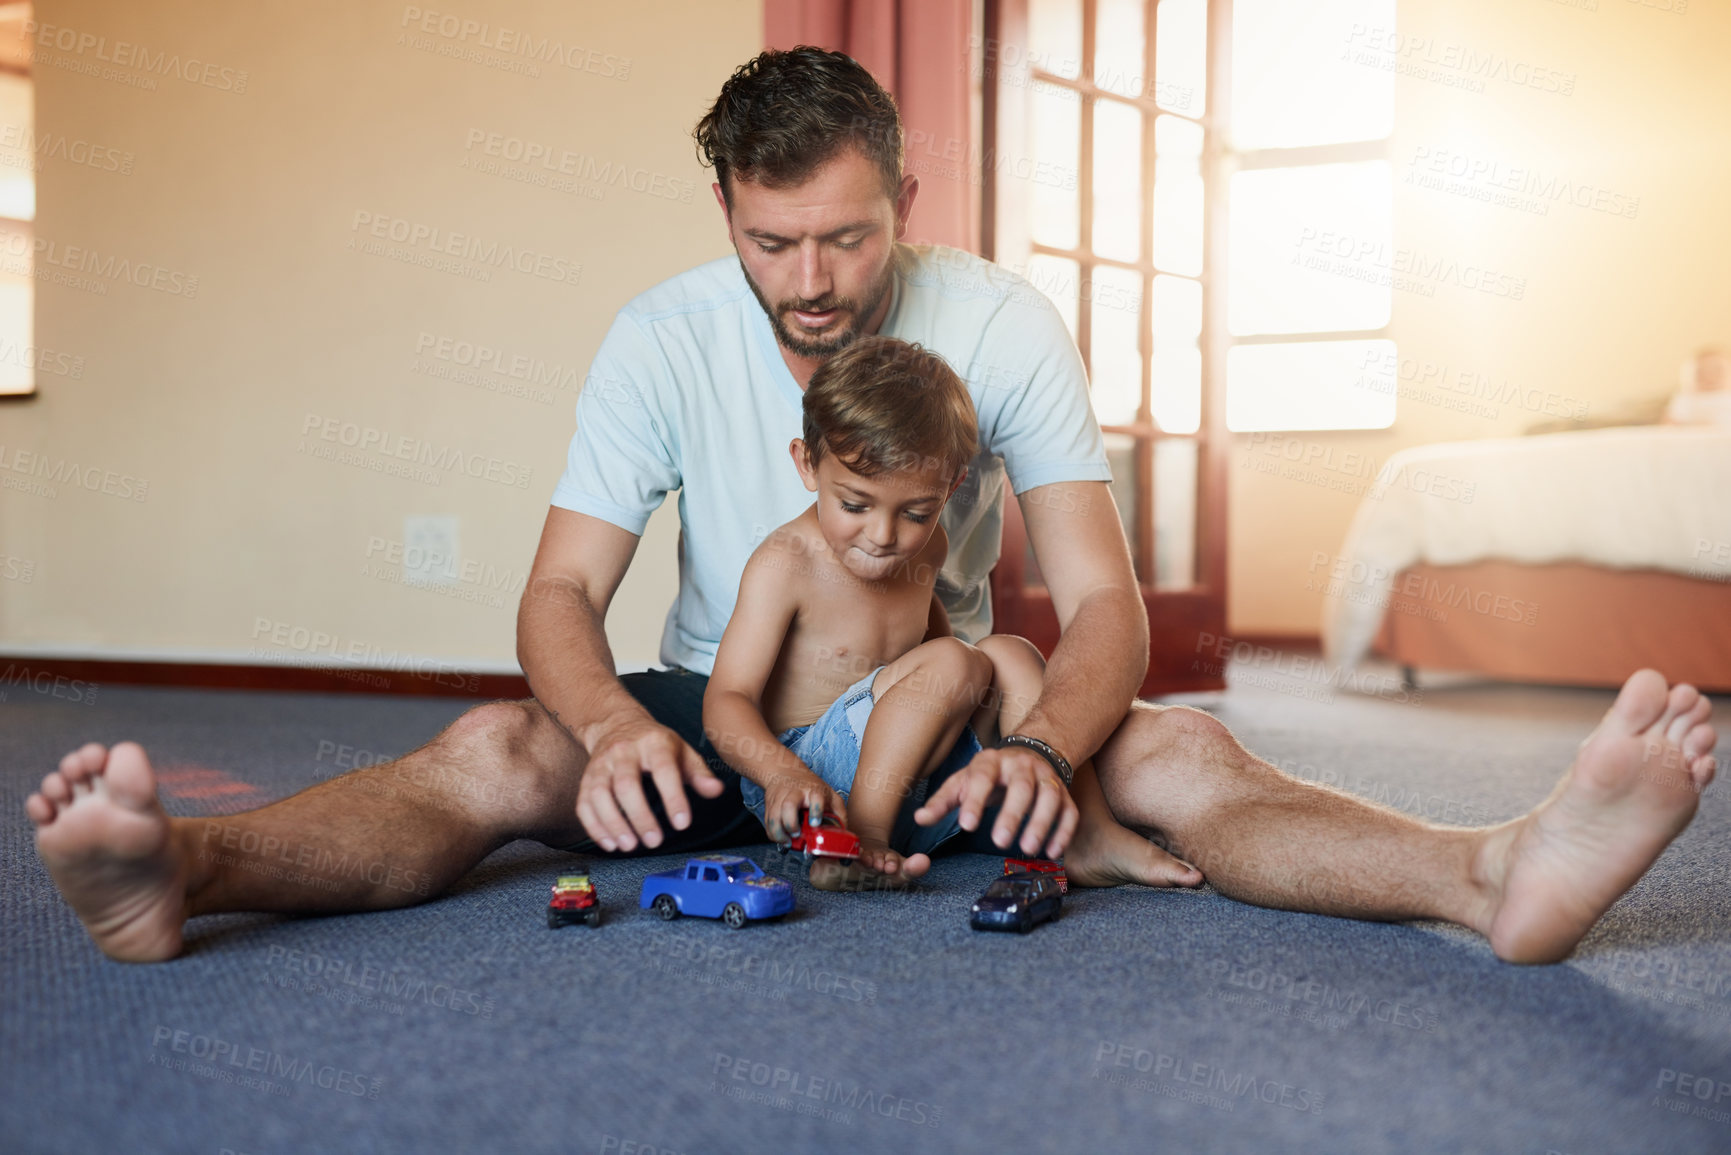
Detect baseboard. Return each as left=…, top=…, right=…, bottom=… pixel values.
left=0, top=654, right=532, bottom=699
left=1224, top=632, right=1322, bottom=655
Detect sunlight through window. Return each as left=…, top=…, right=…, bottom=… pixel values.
left=1225, top=0, right=1396, bottom=432
left=0, top=33, right=34, bottom=398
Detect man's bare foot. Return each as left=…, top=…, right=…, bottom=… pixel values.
left=26, top=742, right=191, bottom=962
left=1473, top=670, right=1718, bottom=964
left=1065, top=807, right=1204, bottom=889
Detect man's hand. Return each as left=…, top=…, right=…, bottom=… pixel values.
left=912, top=746, right=1079, bottom=859
left=758, top=764, right=847, bottom=844
left=577, top=715, right=724, bottom=852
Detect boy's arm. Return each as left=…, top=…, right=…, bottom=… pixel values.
left=923, top=593, right=953, bottom=641
left=702, top=551, right=839, bottom=837
left=920, top=524, right=954, bottom=641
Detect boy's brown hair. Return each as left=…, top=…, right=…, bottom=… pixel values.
left=802, top=336, right=977, bottom=483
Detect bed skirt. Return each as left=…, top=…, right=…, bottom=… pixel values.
left=1373, top=561, right=1731, bottom=692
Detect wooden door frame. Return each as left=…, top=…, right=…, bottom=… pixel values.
left=982, top=0, right=1230, bottom=697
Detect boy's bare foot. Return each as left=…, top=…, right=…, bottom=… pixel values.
left=1472, top=670, right=1717, bottom=964
left=1065, top=809, right=1204, bottom=889
left=27, top=742, right=191, bottom=963
left=806, top=844, right=931, bottom=891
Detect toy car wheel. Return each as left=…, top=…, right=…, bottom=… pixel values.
left=546, top=910, right=563, bottom=929
left=775, top=843, right=789, bottom=856
left=837, top=857, right=855, bottom=867
left=653, top=895, right=680, bottom=921
left=722, top=903, right=748, bottom=929
left=585, top=909, right=602, bottom=928
left=1050, top=905, right=1061, bottom=922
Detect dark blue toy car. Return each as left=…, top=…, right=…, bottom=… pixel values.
left=970, top=870, right=1063, bottom=933
left=639, top=855, right=795, bottom=928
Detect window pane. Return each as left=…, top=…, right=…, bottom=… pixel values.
left=0, top=74, right=33, bottom=220
left=0, top=277, right=30, bottom=395
left=1030, top=80, right=1081, bottom=250
left=1092, top=99, right=1141, bottom=263
left=1029, top=0, right=1083, bottom=80
left=1155, top=0, right=1207, bottom=117
left=1151, top=115, right=1203, bottom=276
left=1227, top=339, right=1396, bottom=431
left=1228, top=161, right=1391, bottom=336
left=1094, top=0, right=1145, bottom=99
left=1025, top=253, right=1080, bottom=345
left=1154, top=438, right=1198, bottom=589
left=1090, top=265, right=1144, bottom=426
left=1232, top=0, right=1394, bottom=150
left=1150, top=274, right=1201, bottom=434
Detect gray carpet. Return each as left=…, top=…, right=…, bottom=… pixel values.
left=3, top=669, right=1728, bottom=1154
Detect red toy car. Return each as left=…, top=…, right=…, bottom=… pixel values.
left=547, top=874, right=602, bottom=928
left=1004, top=857, right=1068, bottom=894
left=778, top=811, right=861, bottom=866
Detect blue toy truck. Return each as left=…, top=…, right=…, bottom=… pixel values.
left=639, top=855, right=795, bottom=928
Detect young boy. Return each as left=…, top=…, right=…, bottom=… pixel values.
left=703, top=336, right=1057, bottom=883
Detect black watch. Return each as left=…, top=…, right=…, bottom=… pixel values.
left=996, top=734, right=1074, bottom=789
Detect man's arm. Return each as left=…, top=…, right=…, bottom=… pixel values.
left=912, top=479, right=1141, bottom=855
left=1009, top=480, right=1148, bottom=765
left=517, top=506, right=723, bottom=852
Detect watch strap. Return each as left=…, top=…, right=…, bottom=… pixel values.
left=996, top=733, right=1074, bottom=789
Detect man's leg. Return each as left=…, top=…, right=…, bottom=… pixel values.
left=28, top=667, right=758, bottom=964
left=26, top=700, right=591, bottom=963
left=1090, top=669, right=1718, bottom=964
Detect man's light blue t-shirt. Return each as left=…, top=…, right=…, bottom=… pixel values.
left=551, top=243, right=1112, bottom=676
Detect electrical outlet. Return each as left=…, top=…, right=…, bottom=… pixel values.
left=403, top=515, right=459, bottom=585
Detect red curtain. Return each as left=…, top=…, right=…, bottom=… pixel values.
left=764, top=0, right=979, bottom=254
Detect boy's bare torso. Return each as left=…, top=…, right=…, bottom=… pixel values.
left=751, top=505, right=947, bottom=733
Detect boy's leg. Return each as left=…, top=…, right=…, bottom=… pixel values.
left=973, top=635, right=1203, bottom=887
left=832, top=637, right=994, bottom=880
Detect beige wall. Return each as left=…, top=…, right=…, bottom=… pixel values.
left=7, top=0, right=1723, bottom=667
left=2, top=0, right=762, bottom=673
left=1228, top=0, right=1731, bottom=635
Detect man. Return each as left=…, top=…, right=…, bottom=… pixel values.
left=27, top=48, right=1718, bottom=967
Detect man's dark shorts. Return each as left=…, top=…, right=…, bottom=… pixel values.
left=556, top=667, right=1005, bottom=858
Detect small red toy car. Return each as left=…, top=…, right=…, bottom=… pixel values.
left=778, top=811, right=861, bottom=866
left=1004, top=857, right=1068, bottom=894
left=547, top=873, right=602, bottom=928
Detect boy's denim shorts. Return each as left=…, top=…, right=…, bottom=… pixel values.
left=739, top=665, right=986, bottom=856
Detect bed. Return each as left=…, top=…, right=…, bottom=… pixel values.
left=1320, top=426, right=1731, bottom=691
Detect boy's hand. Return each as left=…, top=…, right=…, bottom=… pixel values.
left=911, top=746, right=1079, bottom=859
left=577, top=716, right=724, bottom=853
left=759, top=766, right=847, bottom=844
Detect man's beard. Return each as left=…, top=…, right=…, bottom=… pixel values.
left=738, top=256, right=897, bottom=360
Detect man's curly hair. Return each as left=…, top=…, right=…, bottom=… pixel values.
left=694, top=46, right=903, bottom=204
